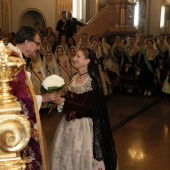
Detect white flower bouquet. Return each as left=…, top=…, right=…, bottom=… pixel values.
left=42, top=75, right=65, bottom=93
left=41, top=75, right=65, bottom=109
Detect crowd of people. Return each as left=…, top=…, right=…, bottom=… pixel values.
left=1, top=25, right=170, bottom=98
left=114, top=33, right=170, bottom=97
left=1, top=10, right=170, bottom=169
left=1, top=23, right=119, bottom=169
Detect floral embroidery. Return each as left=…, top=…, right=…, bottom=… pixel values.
left=50, top=118, right=94, bottom=170
left=31, top=129, right=39, bottom=142
left=21, top=145, right=36, bottom=163
left=69, top=74, right=93, bottom=94
left=20, top=100, right=30, bottom=119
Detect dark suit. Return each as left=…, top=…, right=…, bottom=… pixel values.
left=56, top=19, right=72, bottom=37
left=68, top=17, right=84, bottom=36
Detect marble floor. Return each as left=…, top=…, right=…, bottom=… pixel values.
left=40, top=91, right=170, bottom=170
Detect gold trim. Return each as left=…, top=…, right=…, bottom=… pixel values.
left=24, top=69, right=49, bottom=170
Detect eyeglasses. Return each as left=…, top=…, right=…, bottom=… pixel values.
left=31, top=40, right=41, bottom=46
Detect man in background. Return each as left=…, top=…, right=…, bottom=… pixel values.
left=56, top=11, right=72, bottom=38
left=67, top=10, right=86, bottom=37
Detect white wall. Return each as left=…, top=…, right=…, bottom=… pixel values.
left=11, top=0, right=56, bottom=33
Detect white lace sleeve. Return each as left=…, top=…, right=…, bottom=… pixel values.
left=57, top=99, right=65, bottom=112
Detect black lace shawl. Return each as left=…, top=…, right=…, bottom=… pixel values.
left=87, top=48, right=117, bottom=170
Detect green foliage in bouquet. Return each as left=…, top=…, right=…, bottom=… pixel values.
left=41, top=84, right=65, bottom=109
left=41, top=75, right=66, bottom=109
left=40, top=84, right=65, bottom=94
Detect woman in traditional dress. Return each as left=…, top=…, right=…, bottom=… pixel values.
left=138, top=39, right=159, bottom=96
left=50, top=48, right=118, bottom=170
left=76, top=32, right=91, bottom=50
left=78, top=43, right=86, bottom=50
left=137, top=34, right=146, bottom=52
left=58, top=34, right=69, bottom=55
left=68, top=46, right=78, bottom=76
left=27, top=52, right=46, bottom=95
left=39, top=35, right=52, bottom=58
left=47, top=26, right=55, bottom=38
left=111, top=35, right=125, bottom=69
left=156, top=34, right=169, bottom=84
left=95, top=34, right=103, bottom=48
left=54, top=46, right=71, bottom=91
left=102, top=38, right=120, bottom=90
left=43, top=50, right=60, bottom=76
left=89, top=35, right=95, bottom=44
left=91, top=41, right=112, bottom=96
left=120, top=35, right=140, bottom=94
left=67, top=36, right=76, bottom=48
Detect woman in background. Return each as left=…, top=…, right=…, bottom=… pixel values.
left=27, top=52, right=46, bottom=95
left=156, top=34, right=169, bottom=85
left=111, top=35, right=125, bottom=69
left=91, top=41, right=112, bottom=96
left=54, top=46, right=71, bottom=91
left=120, top=35, right=140, bottom=94
left=138, top=39, right=159, bottom=96
left=39, top=35, right=52, bottom=58
left=102, top=38, right=120, bottom=91
left=67, top=36, right=76, bottom=48
left=43, top=50, right=60, bottom=76
left=68, top=46, right=78, bottom=76
left=76, top=33, right=91, bottom=50
left=58, top=34, right=69, bottom=54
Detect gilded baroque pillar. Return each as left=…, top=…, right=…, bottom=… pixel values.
left=2, top=0, right=9, bottom=33
left=0, top=41, right=31, bottom=169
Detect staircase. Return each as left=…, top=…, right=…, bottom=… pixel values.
left=74, top=2, right=137, bottom=43
left=74, top=4, right=112, bottom=43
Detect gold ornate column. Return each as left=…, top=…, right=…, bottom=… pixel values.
left=108, top=0, right=137, bottom=35
left=0, top=41, right=31, bottom=169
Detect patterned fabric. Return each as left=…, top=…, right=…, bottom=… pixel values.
left=50, top=118, right=105, bottom=170
left=10, top=69, right=42, bottom=170
left=69, top=74, right=92, bottom=94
